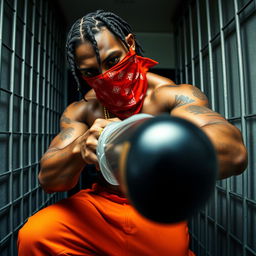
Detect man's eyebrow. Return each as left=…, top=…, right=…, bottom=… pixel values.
left=102, top=50, right=121, bottom=63
left=77, top=67, right=98, bottom=72
left=77, top=50, right=121, bottom=71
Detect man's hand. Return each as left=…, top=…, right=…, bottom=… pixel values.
left=74, top=117, right=121, bottom=170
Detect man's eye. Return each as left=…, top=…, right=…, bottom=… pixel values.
left=81, top=70, right=98, bottom=77
left=106, top=57, right=120, bottom=68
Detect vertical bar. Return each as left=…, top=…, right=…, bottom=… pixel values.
left=35, top=0, right=42, bottom=212
left=190, top=2, right=198, bottom=250
left=28, top=0, right=36, bottom=220
left=188, top=20, right=194, bottom=231
left=179, top=20, right=184, bottom=84
left=189, top=4, right=195, bottom=85
left=29, top=0, right=39, bottom=215
left=174, top=36, right=179, bottom=84
left=9, top=0, right=18, bottom=253
left=41, top=0, right=47, bottom=204
left=45, top=0, right=50, bottom=204
left=195, top=0, right=205, bottom=251
left=0, top=0, right=4, bottom=73
left=205, top=1, right=216, bottom=255
left=196, top=0, right=204, bottom=92
left=20, top=0, right=28, bottom=226
left=233, top=1, right=248, bottom=255
left=196, top=0, right=208, bottom=253
left=217, top=1, right=231, bottom=255
left=206, top=0, right=216, bottom=110
left=175, top=29, right=179, bottom=84
left=217, top=0, right=229, bottom=117
left=183, top=16, right=188, bottom=83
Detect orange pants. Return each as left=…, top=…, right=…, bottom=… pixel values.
left=18, top=184, right=195, bottom=256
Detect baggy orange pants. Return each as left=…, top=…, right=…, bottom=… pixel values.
left=18, top=184, right=196, bottom=256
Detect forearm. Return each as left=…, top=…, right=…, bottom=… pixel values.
left=39, top=140, right=86, bottom=193
left=201, top=122, right=248, bottom=179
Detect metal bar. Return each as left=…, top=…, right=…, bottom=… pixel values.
left=233, top=0, right=248, bottom=255
left=206, top=0, right=216, bottom=111
left=216, top=29, right=231, bottom=120
left=196, top=0, right=204, bottom=92
left=27, top=0, right=36, bottom=222
left=174, top=31, right=179, bottom=84
left=35, top=0, right=42, bottom=213
left=19, top=0, right=28, bottom=228
left=0, top=0, right=4, bottom=77
left=179, top=20, right=184, bottom=84
left=217, top=1, right=231, bottom=255
left=188, top=5, right=196, bottom=247
left=42, top=0, right=49, bottom=204
left=183, top=16, right=188, bottom=83
left=8, top=0, right=18, bottom=253
left=206, top=0, right=217, bottom=252
left=189, top=3, right=195, bottom=85
left=196, top=1, right=209, bottom=253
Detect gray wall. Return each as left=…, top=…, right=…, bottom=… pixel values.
left=136, top=32, right=176, bottom=69
left=0, top=0, right=67, bottom=255
left=175, top=0, right=256, bottom=255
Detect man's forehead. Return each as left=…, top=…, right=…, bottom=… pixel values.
left=95, top=28, right=120, bottom=50
left=75, top=28, right=125, bottom=66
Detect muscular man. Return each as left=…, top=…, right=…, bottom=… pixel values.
left=18, top=10, right=247, bottom=256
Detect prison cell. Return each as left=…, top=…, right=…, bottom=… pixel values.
left=175, top=0, right=256, bottom=255
left=0, top=0, right=255, bottom=255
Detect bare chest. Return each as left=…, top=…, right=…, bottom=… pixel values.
left=85, top=92, right=168, bottom=127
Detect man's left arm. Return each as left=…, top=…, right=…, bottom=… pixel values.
left=154, top=83, right=248, bottom=179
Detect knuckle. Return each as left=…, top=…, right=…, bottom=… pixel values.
left=85, top=139, right=96, bottom=148
left=84, top=151, right=91, bottom=159
left=90, top=127, right=99, bottom=134
left=89, top=125, right=101, bottom=134
left=94, top=118, right=104, bottom=123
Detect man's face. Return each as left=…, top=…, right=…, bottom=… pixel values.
left=75, top=28, right=134, bottom=78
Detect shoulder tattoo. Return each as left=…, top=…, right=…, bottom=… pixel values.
left=191, top=86, right=208, bottom=101
left=186, top=105, right=220, bottom=117
left=175, top=95, right=195, bottom=107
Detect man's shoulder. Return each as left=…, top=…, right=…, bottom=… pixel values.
left=146, top=72, right=177, bottom=88
left=145, top=72, right=180, bottom=105
left=65, top=89, right=104, bottom=126
left=146, top=79, right=200, bottom=112
left=63, top=99, right=89, bottom=123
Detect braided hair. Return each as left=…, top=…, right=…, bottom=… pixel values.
left=66, top=10, right=144, bottom=100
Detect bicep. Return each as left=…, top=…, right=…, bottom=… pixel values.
left=47, top=102, right=89, bottom=150
left=48, top=121, right=88, bottom=150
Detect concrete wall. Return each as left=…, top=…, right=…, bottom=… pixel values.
left=135, top=32, right=175, bottom=69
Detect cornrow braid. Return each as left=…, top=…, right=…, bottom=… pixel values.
left=94, top=14, right=129, bottom=50
left=66, top=10, right=144, bottom=101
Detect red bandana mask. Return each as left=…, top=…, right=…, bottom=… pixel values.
left=82, top=49, right=158, bottom=119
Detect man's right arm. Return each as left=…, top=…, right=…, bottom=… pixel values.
left=38, top=101, right=89, bottom=193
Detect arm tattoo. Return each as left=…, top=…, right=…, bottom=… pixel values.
left=202, top=120, right=228, bottom=127
left=41, top=150, right=68, bottom=161
left=191, top=86, right=208, bottom=101
left=60, top=114, right=73, bottom=125
left=60, top=152, right=68, bottom=157
left=46, top=148, right=59, bottom=153
left=59, top=127, right=74, bottom=141
left=175, top=95, right=195, bottom=106
left=186, top=105, right=220, bottom=116
left=41, top=152, right=58, bottom=161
